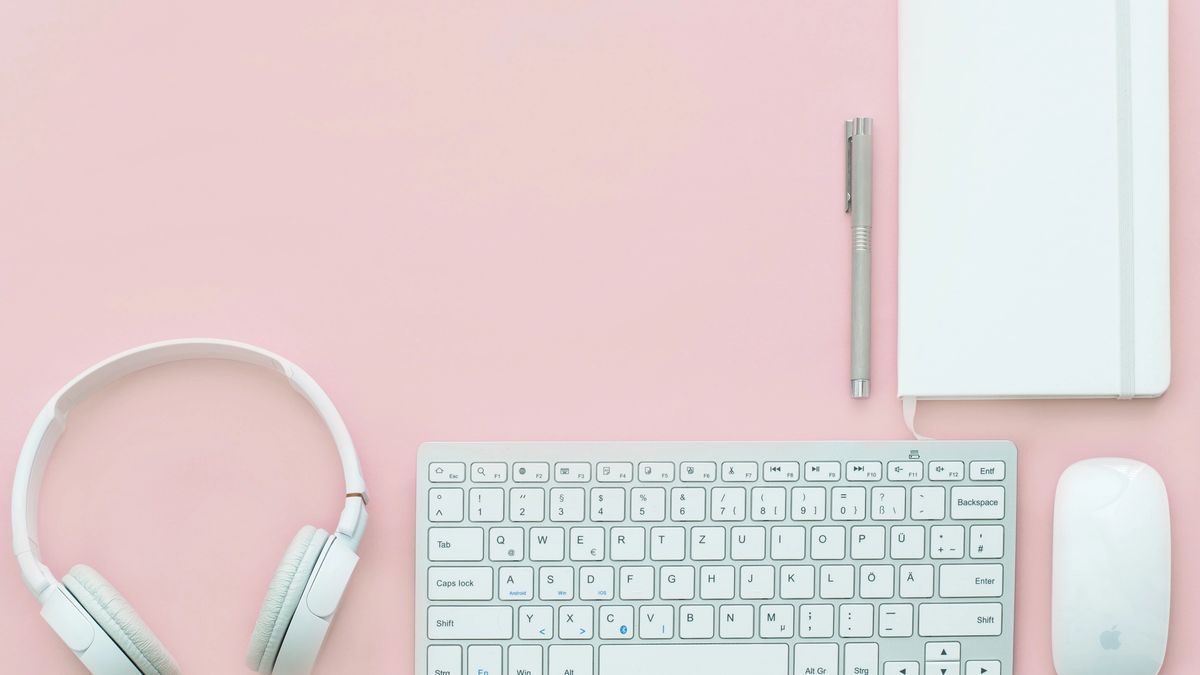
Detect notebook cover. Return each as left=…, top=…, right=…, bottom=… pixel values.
left=898, top=0, right=1170, bottom=399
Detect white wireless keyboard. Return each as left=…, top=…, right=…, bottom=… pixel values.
left=416, top=441, right=1016, bottom=675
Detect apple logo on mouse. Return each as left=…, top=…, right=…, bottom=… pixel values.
left=1099, top=626, right=1122, bottom=651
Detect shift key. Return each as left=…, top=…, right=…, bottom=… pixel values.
left=428, top=606, right=513, bottom=640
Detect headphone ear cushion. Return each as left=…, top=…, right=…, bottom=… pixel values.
left=63, top=565, right=181, bottom=675
left=245, top=526, right=329, bottom=673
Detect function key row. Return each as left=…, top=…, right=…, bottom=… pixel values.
left=429, top=460, right=1006, bottom=484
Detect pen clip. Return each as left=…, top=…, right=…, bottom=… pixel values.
left=844, top=120, right=855, bottom=213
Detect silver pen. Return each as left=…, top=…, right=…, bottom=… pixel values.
left=845, top=117, right=873, bottom=399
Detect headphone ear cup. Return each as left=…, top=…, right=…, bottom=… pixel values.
left=246, top=526, right=329, bottom=673
left=62, top=565, right=181, bottom=675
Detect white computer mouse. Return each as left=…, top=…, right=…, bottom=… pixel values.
left=1052, top=458, right=1171, bottom=675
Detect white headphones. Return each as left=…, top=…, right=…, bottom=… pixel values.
left=10, top=339, right=369, bottom=675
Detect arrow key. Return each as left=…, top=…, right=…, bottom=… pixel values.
left=926, top=664, right=960, bottom=675
left=884, top=663, right=920, bottom=675
left=925, top=641, right=961, bottom=661
left=966, top=661, right=1001, bottom=675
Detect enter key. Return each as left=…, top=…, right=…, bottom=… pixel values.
left=939, top=564, right=1003, bottom=598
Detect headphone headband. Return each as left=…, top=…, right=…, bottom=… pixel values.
left=11, top=339, right=368, bottom=599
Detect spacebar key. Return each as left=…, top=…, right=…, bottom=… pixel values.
left=918, top=603, right=1003, bottom=637
left=427, top=606, right=513, bottom=640
left=598, top=644, right=788, bottom=675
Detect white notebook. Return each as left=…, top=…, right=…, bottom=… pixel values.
left=898, top=0, right=1171, bottom=400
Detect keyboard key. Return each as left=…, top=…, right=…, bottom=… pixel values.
left=513, top=462, right=550, bottom=482
left=598, top=645, right=788, bottom=675
left=845, top=643, right=879, bottom=674
left=931, top=525, right=965, bottom=559
left=918, top=603, right=1003, bottom=637
left=791, top=487, right=827, bottom=521
left=550, top=645, right=592, bottom=675
left=429, top=462, right=465, bottom=483
left=549, top=488, right=586, bottom=522
left=691, top=526, right=726, bottom=561
left=427, top=645, right=461, bottom=675
left=951, top=486, right=1005, bottom=520
left=759, top=604, right=794, bottom=638
left=467, top=645, right=501, bottom=675
left=428, top=606, right=513, bottom=640
left=899, top=564, right=934, bottom=598
left=711, top=487, right=746, bottom=521
left=510, top=488, right=546, bottom=522
left=879, top=603, right=914, bottom=637
left=751, top=487, right=787, bottom=521
left=555, top=462, right=591, bottom=482
left=871, top=487, right=906, bottom=520
left=718, top=604, right=753, bottom=638
left=832, top=487, right=867, bottom=521
left=770, top=526, right=805, bottom=560
left=912, top=486, right=946, bottom=520
left=539, top=567, right=574, bottom=600
left=638, top=462, right=675, bottom=482
left=884, top=662, right=920, bottom=675
left=722, top=462, right=759, bottom=482
left=763, top=461, right=800, bottom=482
left=596, top=462, right=634, bottom=482
left=966, top=660, right=1002, bottom=675
left=679, top=604, right=715, bottom=639
left=970, top=461, right=1006, bottom=480
left=489, top=527, right=524, bottom=562
left=890, top=525, right=925, bottom=559
left=794, top=643, right=838, bottom=674
left=428, top=527, right=484, bottom=562
left=468, top=488, right=505, bottom=522
left=798, top=604, right=835, bottom=638
left=819, top=565, right=854, bottom=599
left=639, top=605, right=674, bottom=638
left=580, top=566, right=615, bottom=600
left=590, top=488, right=626, bottom=522
left=529, top=527, right=565, bottom=561
left=699, top=566, right=736, bottom=600
left=970, top=524, right=1005, bottom=559
left=471, top=462, right=507, bottom=483
left=810, top=526, right=846, bottom=560
left=570, top=527, right=605, bottom=561
left=428, top=488, right=464, bottom=522
left=859, top=564, right=895, bottom=598
left=671, top=487, right=706, bottom=522
left=888, top=460, right=924, bottom=481
left=630, top=488, right=666, bottom=522
left=851, top=526, right=886, bottom=560
left=939, top=564, right=1004, bottom=598
left=929, top=461, right=965, bottom=481
left=499, top=566, right=534, bottom=600
left=649, top=527, right=685, bottom=561
left=779, top=565, right=815, bottom=599
left=610, top=527, right=646, bottom=561
left=509, top=645, right=542, bottom=675
left=925, top=641, right=961, bottom=661
left=847, top=461, right=883, bottom=481
left=599, top=605, right=634, bottom=639
left=428, top=567, right=493, bottom=601
left=739, top=565, right=774, bottom=599
left=805, top=462, right=841, bottom=481
left=680, top=461, right=718, bottom=482
left=660, top=566, right=695, bottom=600
left=731, top=527, right=766, bottom=561
left=619, top=566, right=654, bottom=600
left=839, top=603, right=874, bottom=638
left=560, top=605, right=594, bottom=639
left=518, top=606, right=553, bottom=639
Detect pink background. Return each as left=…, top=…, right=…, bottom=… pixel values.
left=1, top=2, right=1197, bottom=673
